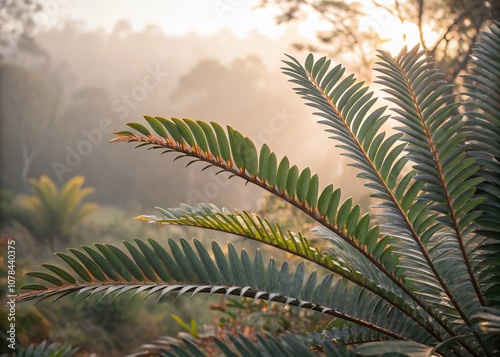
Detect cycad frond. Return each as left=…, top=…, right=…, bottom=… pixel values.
left=113, top=118, right=369, bottom=233
left=138, top=331, right=440, bottom=357
left=137, top=204, right=394, bottom=293
left=145, top=333, right=356, bottom=357
left=281, top=52, right=447, bottom=297
left=17, top=238, right=408, bottom=339
left=281, top=54, right=409, bottom=226
left=136, top=203, right=444, bottom=342
left=281, top=50, right=487, bottom=352
left=376, top=45, right=485, bottom=309
left=463, top=21, right=500, bottom=309
left=113, top=118, right=403, bottom=291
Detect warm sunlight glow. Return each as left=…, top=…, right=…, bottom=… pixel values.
left=295, top=8, right=333, bottom=40
left=359, top=4, right=441, bottom=56
left=382, top=21, right=440, bottom=55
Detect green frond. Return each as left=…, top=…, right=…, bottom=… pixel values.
left=18, top=238, right=414, bottom=340
left=135, top=204, right=434, bottom=329
left=142, top=333, right=355, bottom=357
left=136, top=203, right=351, bottom=274
left=0, top=341, right=78, bottom=357
left=112, top=118, right=401, bottom=283
left=137, top=331, right=444, bottom=357
left=281, top=53, right=446, bottom=285
left=281, top=52, right=490, bottom=351
left=373, top=47, right=489, bottom=341
left=463, top=21, right=500, bottom=312
left=281, top=54, right=406, bottom=210
left=475, top=307, right=500, bottom=355
left=114, top=118, right=329, bottom=214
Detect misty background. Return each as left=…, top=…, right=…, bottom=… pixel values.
left=1, top=2, right=372, bottom=214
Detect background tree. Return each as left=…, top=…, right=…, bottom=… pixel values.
left=0, top=63, right=62, bottom=190
left=259, top=0, right=499, bottom=83
left=0, top=0, right=47, bottom=61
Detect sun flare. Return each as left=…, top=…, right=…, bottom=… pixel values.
left=359, top=4, right=441, bottom=56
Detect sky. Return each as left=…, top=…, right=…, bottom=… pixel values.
left=40, top=0, right=293, bottom=38
left=37, top=0, right=436, bottom=54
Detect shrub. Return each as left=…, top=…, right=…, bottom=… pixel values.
left=17, top=175, right=97, bottom=250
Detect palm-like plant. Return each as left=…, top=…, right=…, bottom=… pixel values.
left=19, top=175, right=97, bottom=249
left=16, top=23, right=500, bottom=356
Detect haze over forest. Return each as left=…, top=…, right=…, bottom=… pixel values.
left=1, top=15, right=372, bottom=212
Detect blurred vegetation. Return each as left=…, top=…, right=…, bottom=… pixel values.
left=0, top=62, right=62, bottom=188
left=15, top=176, right=97, bottom=251
left=0, top=238, right=52, bottom=355
left=0, top=0, right=47, bottom=61
left=1, top=175, right=302, bottom=355
left=0, top=14, right=368, bottom=211
left=0, top=341, right=78, bottom=357
left=0, top=192, right=221, bottom=356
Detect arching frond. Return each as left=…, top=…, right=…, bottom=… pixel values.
left=281, top=49, right=489, bottom=355
left=463, top=21, right=500, bottom=311
left=281, top=52, right=450, bottom=307
left=17, top=238, right=410, bottom=340
left=281, top=53, right=417, bottom=237
left=135, top=331, right=444, bottom=357
left=136, top=204, right=404, bottom=298
left=376, top=45, right=485, bottom=309
left=137, top=204, right=448, bottom=343
left=112, top=118, right=409, bottom=312
left=112, top=118, right=378, bottom=247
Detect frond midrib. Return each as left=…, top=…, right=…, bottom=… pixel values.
left=18, top=282, right=407, bottom=340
